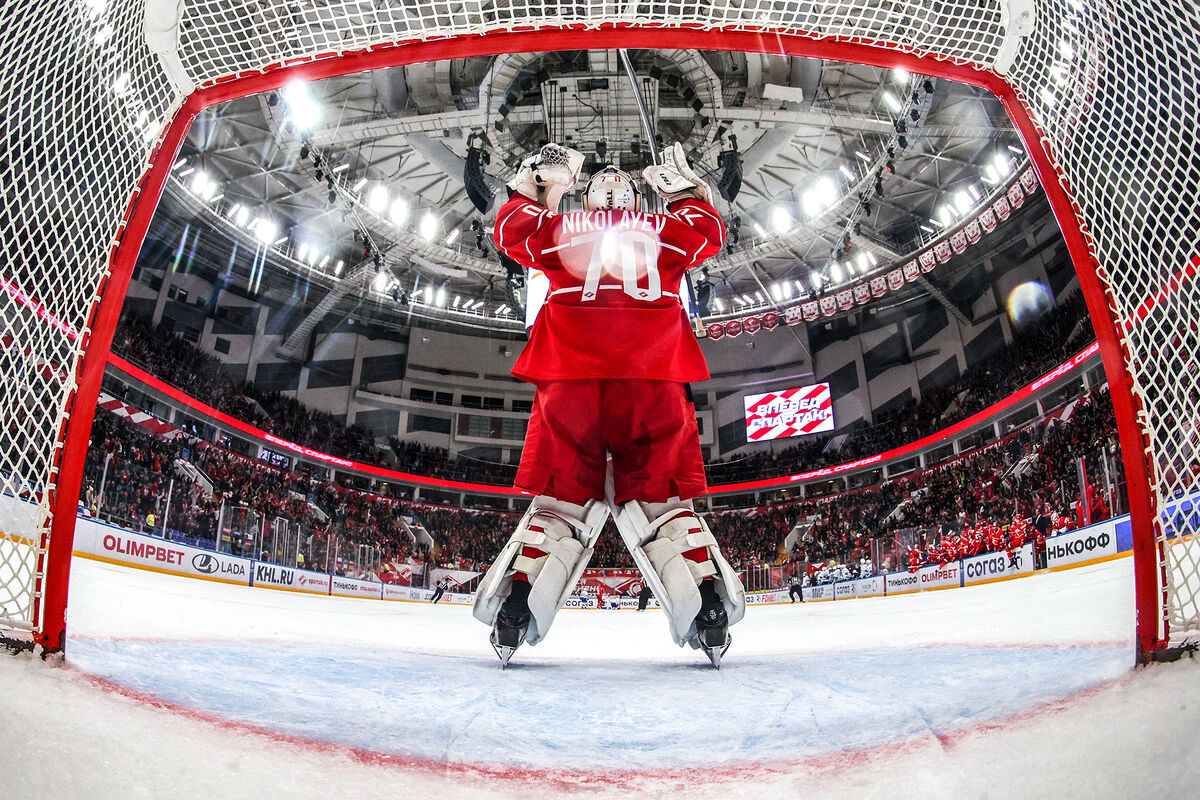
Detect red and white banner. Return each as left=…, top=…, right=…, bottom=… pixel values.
left=870, top=276, right=888, bottom=298
left=887, top=269, right=904, bottom=291
left=853, top=284, right=871, bottom=305
left=785, top=306, right=805, bottom=326
left=994, top=195, right=1012, bottom=221
left=744, top=382, right=835, bottom=441
left=934, top=240, right=953, bottom=263
left=965, top=219, right=982, bottom=244
left=761, top=311, right=780, bottom=330
left=706, top=322, right=725, bottom=340
left=902, top=260, right=920, bottom=282
left=743, top=315, right=761, bottom=335
left=979, top=207, right=997, bottom=233
left=1021, top=167, right=1039, bottom=194
left=836, top=289, right=854, bottom=310
left=950, top=230, right=968, bottom=254
left=725, top=319, right=743, bottom=338
left=98, top=392, right=182, bottom=440
left=1007, top=182, right=1026, bottom=209
left=919, top=250, right=937, bottom=272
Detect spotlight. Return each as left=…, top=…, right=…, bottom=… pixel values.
left=299, top=143, right=309, bottom=160
left=910, top=109, right=920, bottom=122
left=898, top=135, right=909, bottom=149
left=923, top=79, right=934, bottom=94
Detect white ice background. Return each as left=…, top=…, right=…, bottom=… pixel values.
left=2, top=554, right=1199, bottom=798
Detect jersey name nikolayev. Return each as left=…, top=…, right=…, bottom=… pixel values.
left=559, top=209, right=668, bottom=236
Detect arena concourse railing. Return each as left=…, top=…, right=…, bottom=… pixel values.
left=2, top=2, right=1194, bottom=662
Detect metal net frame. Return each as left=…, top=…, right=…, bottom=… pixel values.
left=0, top=1, right=1190, bottom=657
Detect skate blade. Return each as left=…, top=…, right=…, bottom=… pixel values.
left=492, top=642, right=519, bottom=668
left=700, top=634, right=732, bottom=669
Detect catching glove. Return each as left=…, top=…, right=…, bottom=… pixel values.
left=509, top=143, right=585, bottom=211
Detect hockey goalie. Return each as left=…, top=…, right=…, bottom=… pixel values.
left=472, top=142, right=746, bottom=667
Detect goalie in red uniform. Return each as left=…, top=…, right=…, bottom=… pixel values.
left=472, top=143, right=746, bottom=667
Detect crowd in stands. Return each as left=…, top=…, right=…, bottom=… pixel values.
left=113, top=314, right=383, bottom=465
left=83, top=376, right=1122, bottom=580
left=113, top=293, right=1092, bottom=490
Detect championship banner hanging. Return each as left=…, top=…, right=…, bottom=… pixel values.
left=706, top=167, right=1033, bottom=337
left=965, top=219, right=982, bottom=244
left=744, top=382, right=836, bottom=441
left=994, top=195, right=1012, bottom=221
left=1021, top=167, right=1039, bottom=194
left=1007, top=182, right=1026, bottom=209
left=950, top=229, right=968, bottom=254
left=979, top=207, right=997, bottom=232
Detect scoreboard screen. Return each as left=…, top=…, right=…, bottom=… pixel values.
left=744, top=383, right=835, bottom=441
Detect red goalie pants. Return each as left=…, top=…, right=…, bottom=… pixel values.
left=516, top=378, right=708, bottom=506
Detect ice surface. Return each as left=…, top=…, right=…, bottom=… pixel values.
left=2, top=555, right=1198, bottom=799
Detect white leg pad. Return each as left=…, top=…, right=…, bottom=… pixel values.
left=610, top=498, right=746, bottom=647
left=471, top=496, right=609, bottom=645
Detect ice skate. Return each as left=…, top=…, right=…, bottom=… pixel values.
left=489, top=581, right=532, bottom=668
left=693, top=580, right=732, bottom=669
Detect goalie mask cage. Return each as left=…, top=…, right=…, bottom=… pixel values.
left=0, top=0, right=1192, bottom=658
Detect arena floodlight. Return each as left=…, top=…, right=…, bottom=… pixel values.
left=954, top=189, right=973, bottom=214
left=367, top=184, right=388, bottom=213
left=390, top=197, right=409, bottom=225
left=831, top=263, right=843, bottom=283
left=883, top=91, right=902, bottom=112
left=839, top=164, right=855, bottom=181
left=420, top=211, right=438, bottom=240
left=283, top=79, right=321, bottom=130
left=252, top=218, right=277, bottom=244
left=334, top=260, right=344, bottom=276
left=771, top=206, right=792, bottom=233
left=446, top=229, right=460, bottom=244
left=893, top=67, right=910, bottom=83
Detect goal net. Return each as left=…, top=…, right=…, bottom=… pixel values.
left=0, top=0, right=1195, bottom=656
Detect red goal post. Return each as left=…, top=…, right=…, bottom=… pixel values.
left=0, top=1, right=1188, bottom=660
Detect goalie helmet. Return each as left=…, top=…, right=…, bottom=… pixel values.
left=583, top=166, right=641, bottom=211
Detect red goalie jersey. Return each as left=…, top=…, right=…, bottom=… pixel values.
left=494, top=194, right=725, bottom=384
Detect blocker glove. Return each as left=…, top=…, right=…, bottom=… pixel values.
left=643, top=142, right=712, bottom=204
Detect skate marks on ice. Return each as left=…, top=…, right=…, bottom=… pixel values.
left=65, top=636, right=1131, bottom=773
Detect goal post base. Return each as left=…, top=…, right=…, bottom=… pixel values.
left=1137, top=641, right=1198, bottom=666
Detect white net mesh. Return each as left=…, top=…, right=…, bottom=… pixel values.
left=1, top=0, right=1196, bottom=645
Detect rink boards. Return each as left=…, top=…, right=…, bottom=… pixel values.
left=66, top=511, right=1132, bottom=610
